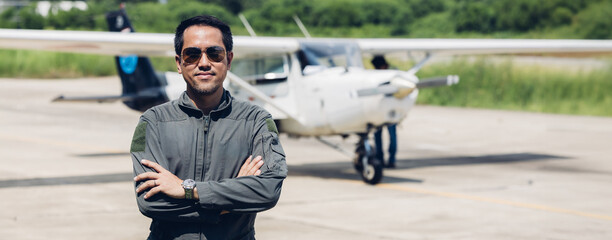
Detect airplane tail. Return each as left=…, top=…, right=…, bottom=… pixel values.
left=105, top=8, right=169, bottom=112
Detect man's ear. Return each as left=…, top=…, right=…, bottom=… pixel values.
left=175, top=55, right=182, bottom=74
left=226, top=51, right=234, bottom=70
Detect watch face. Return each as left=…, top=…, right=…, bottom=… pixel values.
left=183, top=179, right=196, bottom=189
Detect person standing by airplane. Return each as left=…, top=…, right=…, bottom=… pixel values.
left=372, top=55, right=397, bottom=169
left=129, top=15, right=287, bottom=239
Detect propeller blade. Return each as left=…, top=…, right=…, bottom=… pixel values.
left=417, top=75, right=459, bottom=88
left=355, top=85, right=398, bottom=97
left=354, top=75, right=458, bottom=98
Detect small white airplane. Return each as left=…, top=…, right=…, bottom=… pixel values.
left=1, top=9, right=611, bottom=184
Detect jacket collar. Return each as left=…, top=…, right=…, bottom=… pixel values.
left=178, top=89, right=232, bottom=116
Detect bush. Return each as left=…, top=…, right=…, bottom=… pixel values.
left=452, top=1, right=496, bottom=33
left=494, top=0, right=546, bottom=31
left=407, top=0, right=445, bottom=18
left=47, top=8, right=96, bottom=30
left=17, top=5, right=45, bottom=29
left=574, top=1, right=612, bottom=39
left=548, top=7, right=573, bottom=27
left=310, top=0, right=364, bottom=27
left=0, top=7, right=18, bottom=28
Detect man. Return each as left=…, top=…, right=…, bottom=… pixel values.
left=130, top=15, right=287, bottom=239
left=371, top=55, right=397, bottom=168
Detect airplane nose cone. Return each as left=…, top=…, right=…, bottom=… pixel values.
left=389, top=76, right=417, bottom=99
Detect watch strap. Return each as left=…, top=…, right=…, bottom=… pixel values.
left=185, top=188, right=194, bottom=200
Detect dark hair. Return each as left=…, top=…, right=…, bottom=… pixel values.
left=174, top=15, right=233, bottom=56
left=371, top=55, right=388, bottom=69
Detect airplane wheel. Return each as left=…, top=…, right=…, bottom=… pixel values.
left=354, top=143, right=384, bottom=185
left=360, top=155, right=383, bottom=185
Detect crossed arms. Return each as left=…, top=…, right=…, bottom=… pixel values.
left=134, top=156, right=264, bottom=200
left=130, top=112, right=287, bottom=223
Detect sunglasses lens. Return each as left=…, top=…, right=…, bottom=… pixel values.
left=206, top=46, right=225, bottom=62
left=181, top=46, right=225, bottom=64
left=182, top=47, right=202, bottom=64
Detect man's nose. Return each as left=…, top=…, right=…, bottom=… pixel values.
left=197, top=53, right=212, bottom=68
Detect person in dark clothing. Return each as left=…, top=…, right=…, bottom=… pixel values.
left=371, top=55, right=397, bottom=168
left=130, top=15, right=287, bottom=240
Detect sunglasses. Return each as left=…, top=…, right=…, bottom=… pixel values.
left=181, top=46, right=226, bottom=64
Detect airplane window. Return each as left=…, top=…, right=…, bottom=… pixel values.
left=299, top=40, right=363, bottom=75
left=231, top=55, right=289, bottom=84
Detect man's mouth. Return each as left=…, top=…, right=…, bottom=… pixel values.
left=195, top=72, right=215, bottom=79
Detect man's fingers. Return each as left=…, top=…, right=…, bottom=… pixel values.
left=248, top=156, right=262, bottom=169
left=136, top=179, right=156, bottom=193
left=238, top=155, right=252, bottom=177
left=236, top=155, right=264, bottom=177
left=134, top=172, right=159, bottom=182
left=141, top=159, right=165, bottom=173
left=246, top=157, right=264, bottom=176
left=144, top=186, right=162, bottom=199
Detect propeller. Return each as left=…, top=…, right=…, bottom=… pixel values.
left=355, top=75, right=459, bottom=99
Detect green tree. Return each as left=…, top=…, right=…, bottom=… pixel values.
left=47, top=8, right=96, bottom=30
left=242, top=0, right=314, bottom=36
left=18, top=5, right=45, bottom=29
left=170, top=0, right=235, bottom=23
left=407, top=0, right=445, bottom=18
left=452, top=0, right=496, bottom=33
left=0, top=7, right=18, bottom=28
left=494, top=0, right=546, bottom=31
left=574, top=1, right=612, bottom=39
left=310, top=0, right=364, bottom=27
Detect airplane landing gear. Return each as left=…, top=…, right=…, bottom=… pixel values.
left=353, top=133, right=383, bottom=184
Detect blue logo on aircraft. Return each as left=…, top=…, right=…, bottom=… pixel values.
left=119, top=55, right=138, bottom=74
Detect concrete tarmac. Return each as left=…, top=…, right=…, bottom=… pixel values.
left=1, top=77, right=611, bottom=239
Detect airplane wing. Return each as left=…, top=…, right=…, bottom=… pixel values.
left=2, top=28, right=611, bottom=56
left=357, top=38, right=612, bottom=56
left=0, top=29, right=173, bottom=56
left=0, top=29, right=299, bottom=57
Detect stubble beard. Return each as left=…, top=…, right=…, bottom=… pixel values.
left=190, top=83, right=220, bottom=96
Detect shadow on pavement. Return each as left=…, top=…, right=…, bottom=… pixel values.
left=0, top=153, right=567, bottom=188
left=288, top=152, right=568, bottom=184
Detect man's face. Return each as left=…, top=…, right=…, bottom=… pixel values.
left=175, top=25, right=233, bottom=96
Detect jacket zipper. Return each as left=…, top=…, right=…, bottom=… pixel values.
left=202, top=115, right=210, bottom=181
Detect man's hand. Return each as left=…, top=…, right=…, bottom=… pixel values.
left=237, top=155, right=264, bottom=177
left=134, top=159, right=184, bottom=200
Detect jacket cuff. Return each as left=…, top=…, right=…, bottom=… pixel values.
left=196, top=181, right=216, bottom=208
left=195, top=182, right=222, bottom=223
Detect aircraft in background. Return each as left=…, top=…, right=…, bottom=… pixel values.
left=1, top=9, right=611, bottom=184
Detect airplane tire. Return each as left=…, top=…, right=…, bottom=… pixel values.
left=361, top=156, right=383, bottom=185
left=354, top=144, right=384, bottom=185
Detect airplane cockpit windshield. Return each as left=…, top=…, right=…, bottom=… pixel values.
left=231, top=54, right=290, bottom=84
left=298, top=41, right=363, bottom=74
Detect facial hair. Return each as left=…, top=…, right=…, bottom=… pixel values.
left=190, top=83, right=220, bottom=96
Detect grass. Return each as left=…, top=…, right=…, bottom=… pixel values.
left=414, top=57, right=612, bottom=117
left=0, top=49, right=116, bottom=78
left=0, top=49, right=176, bottom=78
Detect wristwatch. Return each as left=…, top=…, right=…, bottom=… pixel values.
left=182, top=179, right=196, bottom=200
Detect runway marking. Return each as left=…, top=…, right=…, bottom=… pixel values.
left=0, top=172, right=132, bottom=188
left=343, top=179, right=612, bottom=222
left=0, top=133, right=124, bottom=154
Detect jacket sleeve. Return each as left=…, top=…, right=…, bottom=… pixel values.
left=195, top=114, right=288, bottom=213
left=130, top=110, right=221, bottom=223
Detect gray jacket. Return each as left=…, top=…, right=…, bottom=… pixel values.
left=130, top=90, right=287, bottom=240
